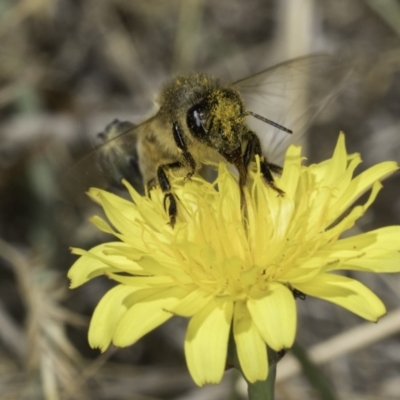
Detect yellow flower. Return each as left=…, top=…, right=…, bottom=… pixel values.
left=68, top=133, right=400, bottom=386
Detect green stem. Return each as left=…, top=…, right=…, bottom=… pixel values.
left=246, top=360, right=276, bottom=400
left=228, top=335, right=278, bottom=400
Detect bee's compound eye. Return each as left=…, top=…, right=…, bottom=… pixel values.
left=187, top=103, right=207, bottom=139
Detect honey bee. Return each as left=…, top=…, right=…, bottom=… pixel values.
left=65, top=54, right=348, bottom=225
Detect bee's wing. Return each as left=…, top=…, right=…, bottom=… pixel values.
left=62, top=118, right=153, bottom=206
left=231, top=54, right=352, bottom=164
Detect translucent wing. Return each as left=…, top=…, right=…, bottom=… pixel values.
left=62, top=119, right=151, bottom=205
left=231, top=54, right=351, bottom=165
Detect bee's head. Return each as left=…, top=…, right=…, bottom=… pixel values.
left=186, top=88, right=249, bottom=184
left=186, top=88, right=246, bottom=154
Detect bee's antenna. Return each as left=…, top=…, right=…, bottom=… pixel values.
left=241, top=111, right=293, bottom=134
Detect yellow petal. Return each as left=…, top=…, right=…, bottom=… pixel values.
left=90, top=215, right=118, bottom=235
left=88, top=285, right=137, bottom=351
left=168, top=288, right=214, bottom=317
left=279, top=144, right=302, bottom=199
left=339, top=251, right=400, bottom=273
left=137, top=256, right=184, bottom=278
left=326, top=156, right=362, bottom=201
left=332, top=161, right=398, bottom=218
left=185, top=299, right=233, bottom=386
left=233, top=301, right=268, bottom=382
left=282, top=257, right=333, bottom=282
left=69, top=243, right=139, bottom=287
left=122, top=179, right=171, bottom=228
left=89, top=188, right=137, bottom=219
left=69, top=245, right=143, bottom=286
left=113, top=286, right=187, bottom=346
left=248, top=283, right=296, bottom=351
left=295, top=274, right=386, bottom=321
left=106, top=274, right=176, bottom=287
left=97, top=191, right=141, bottom=237
left=323, top=181, right=383, bottom=241
left=324, top=132, right=348, bottom=183
left=269, top=194, right=294, bottom=244
left=331, top=226, right=400, bottom=251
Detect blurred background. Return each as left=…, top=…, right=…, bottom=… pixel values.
left=0, top=0, right=400, bottom=399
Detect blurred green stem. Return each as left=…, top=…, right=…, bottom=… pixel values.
left=228, top=334, right=278, bottom=399
left=246, top=361, right=276, bottom=400
left=291, top=342, right=337, bottom=400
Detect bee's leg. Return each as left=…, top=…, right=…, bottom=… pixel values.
left=292, top=289, right=306, bottom=300
left=153, top=121, right=197, bottom=226
left=268, top=164, right=283, bottom=174
left=172, top=122, right=196, bottom=180
left=245, top=132, right=285, bottom=196
left=243, top=136, right=281, bottom=173
left=156, top=161, right=182, bottom=227
left=243, top=135, right=254, bottom=169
